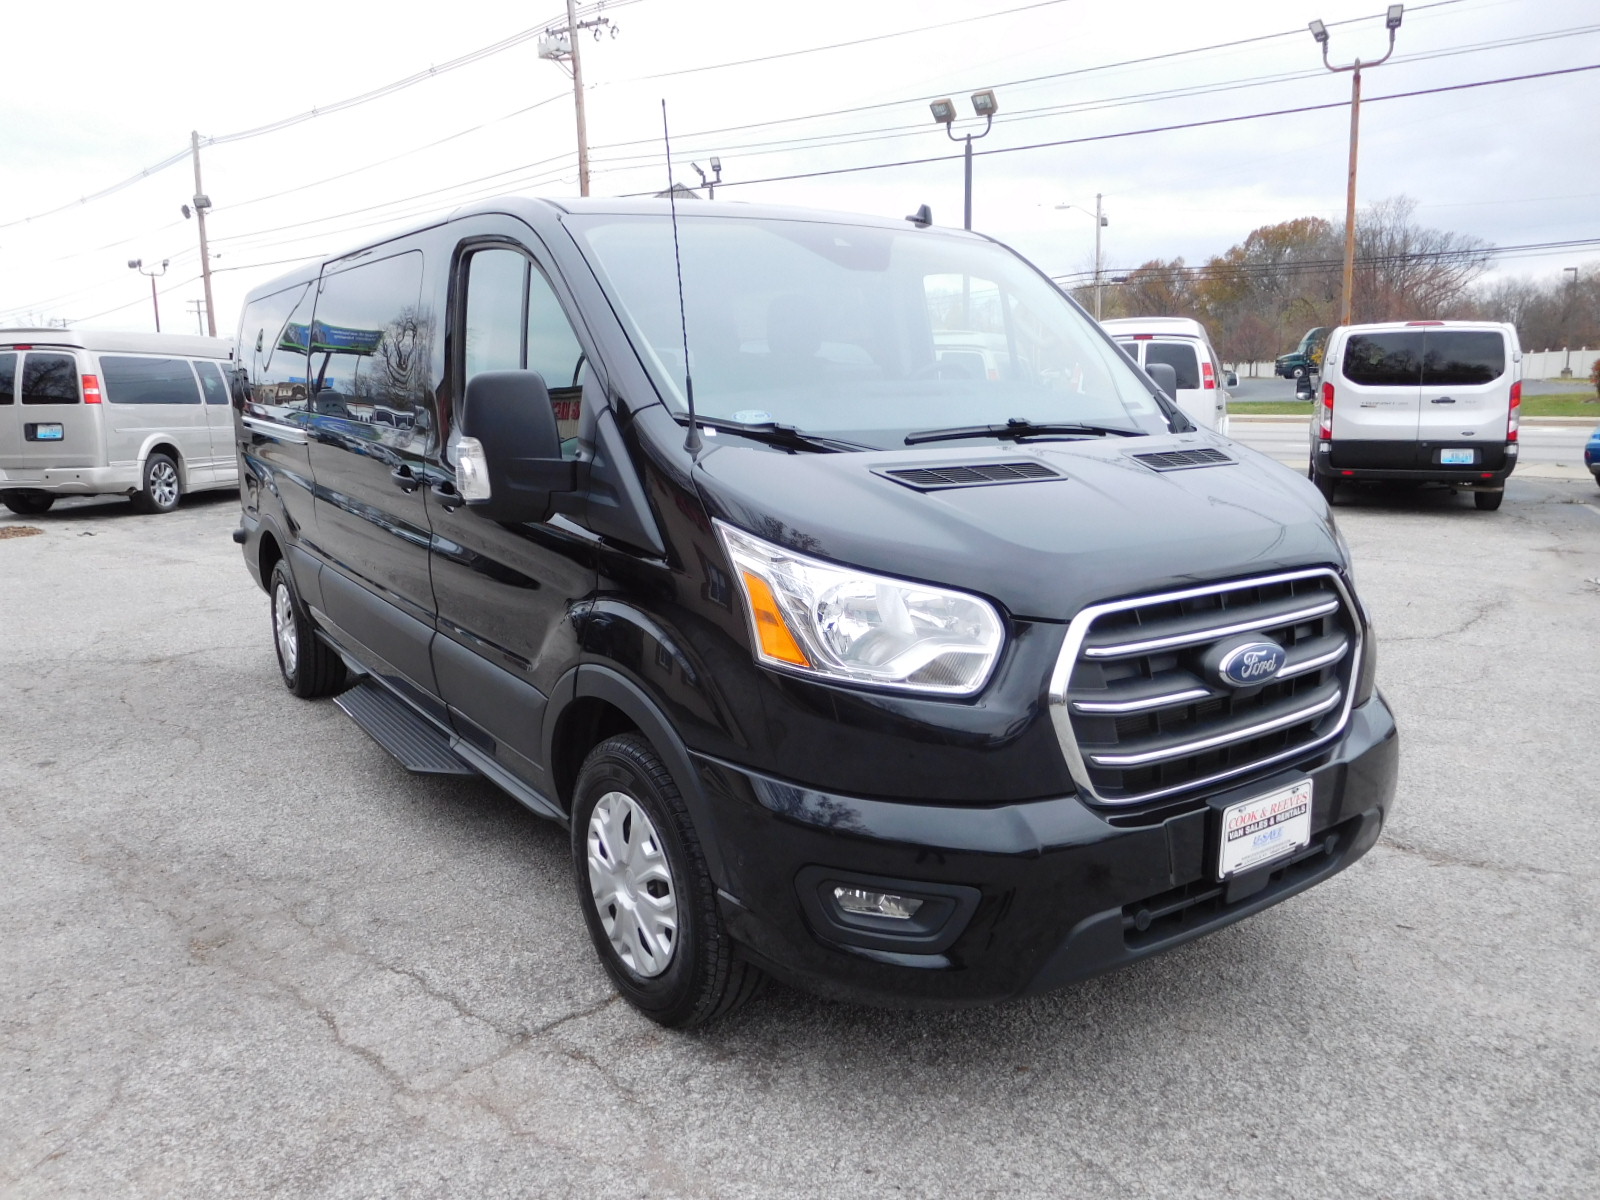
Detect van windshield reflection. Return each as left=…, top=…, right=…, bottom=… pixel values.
left=566, top=212, right=1164, bottom=446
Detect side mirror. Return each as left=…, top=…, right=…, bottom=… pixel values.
left=1146, top=361, right=1178, bottom=401
left=457, top=370, right=578, bottom=524
left=1224, top=370, right=1239, bottom=388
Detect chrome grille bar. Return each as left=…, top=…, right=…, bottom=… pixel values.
left=1082, top=598, right=1339, bottom=659
left=1072, top=687, right=1212, bottom=715
left=1087, top=690, right=1342, bottom=768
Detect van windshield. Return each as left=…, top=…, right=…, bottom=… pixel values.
left=566, top=213, right=1165, bottom=446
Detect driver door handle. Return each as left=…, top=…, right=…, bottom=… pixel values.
left=390, top=464, right=421, bottom=492
left=431, top=480, right=463, bottom=512
left=1430, top=396, right=1456, bottom=404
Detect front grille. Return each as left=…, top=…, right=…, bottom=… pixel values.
left=1048, top=569, right=1360, bottom=807
left=1129, top=448, right=1235, bottom=471
left=877, top=461, right=1062, bottom=490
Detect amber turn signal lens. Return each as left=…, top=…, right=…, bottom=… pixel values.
left=740, top=571, right=811, bottom=666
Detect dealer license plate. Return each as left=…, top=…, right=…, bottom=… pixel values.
left=1440, top=448, right=1475, bottom=464
left=33, top=423, right=64, bottom=441
left=1217, top=779, right=1313, bottom=880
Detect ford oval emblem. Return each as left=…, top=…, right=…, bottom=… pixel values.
left=1218, top=641, right=1286, bottom=688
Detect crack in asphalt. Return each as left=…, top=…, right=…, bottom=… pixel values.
left=1378, top=836, right=1573, bottom=880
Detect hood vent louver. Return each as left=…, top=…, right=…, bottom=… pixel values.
left=1130, top=448, right=1236, bottom=472
left=878, top=461, right=1064, bottom=491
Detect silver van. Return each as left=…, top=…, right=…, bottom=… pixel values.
left=1308, top=321, right=1521, bottom=511
left=1100, top=316, right=1233, bottom=434
left=0, top=328, right=236, bottom=514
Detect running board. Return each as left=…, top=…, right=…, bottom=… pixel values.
left=333, top=679, right=476, bottom=776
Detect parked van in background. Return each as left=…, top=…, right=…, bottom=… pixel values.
left=1101, top=317, right=1232, bottom=433
left=0, top=329, right=235, bottom=514
left=235, top=198, right=1396, bottom=1027
left=1309, top=320, right=1521, bottom=510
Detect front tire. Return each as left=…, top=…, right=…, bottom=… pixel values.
left=269, top=559, right=347, bottom=698
left=131, top=452, right=182, bottom=514
left=572, top=733, right=764, bottom=1028
left=1, top=490, right=55, bottom=515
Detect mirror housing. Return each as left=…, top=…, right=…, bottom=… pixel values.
left=1224, top=370, right=1239, bottom=388
left=1146, top=361, right=1178, bottom=401
left=458, top=370, right=578, bottom=524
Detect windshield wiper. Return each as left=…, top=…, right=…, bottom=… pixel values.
left=676, top=415, right=876, bottom=453
left=904, top=417, right=1140, bottom=445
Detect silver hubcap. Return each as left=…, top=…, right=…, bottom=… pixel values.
left=273, top=582, right=298, bottom=676
left=149, top=461, right=179, bottom=508
left=586, top=790, right=678, bottom=977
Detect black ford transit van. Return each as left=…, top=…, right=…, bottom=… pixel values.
left=232, top=198, right=1397, bottom=1026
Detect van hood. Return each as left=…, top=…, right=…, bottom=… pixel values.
left=691, top=433, right=1343, bottom=620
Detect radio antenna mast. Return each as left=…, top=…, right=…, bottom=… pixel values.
left=662, top=100, right=702, bottom=455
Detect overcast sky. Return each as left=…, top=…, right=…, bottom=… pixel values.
left=2, top=0, right=1596, bottom=335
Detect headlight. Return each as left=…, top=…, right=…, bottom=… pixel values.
left=715, top=520, right=1004, bottom=696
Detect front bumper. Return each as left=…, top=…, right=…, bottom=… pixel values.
left=697, top=694, right=1398, bottom=1008
left=0, top=465, right=139, bottom=495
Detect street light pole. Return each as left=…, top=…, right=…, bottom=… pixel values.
left=1309, top=6, right=1403, bottom=326
left=128, top=258, right=169, bottom=333
left=1055, top=199, right=1110, bottom=318
left=188, top=131, right=217, bottom=336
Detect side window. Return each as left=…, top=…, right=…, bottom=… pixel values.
left=239, top=282, right=315, bottom=414
left=193, top=360, right=230, bottom=405
left=21, top=353, right=80, bottom=405
left=1344, top=333, right=1422, bottom=386
left=311, top=250, right=431, bottom=449
left=99, top=357, right=202, bottom=404
left=1422, top=332, right=1504, bottom=386
left=461, top=245, right=585, bottom=447
left=1144, top=343, right=1200, bottom=391
left=464, top=249, right=525, bottom=378
left=0, top=352, right=15, bottom=404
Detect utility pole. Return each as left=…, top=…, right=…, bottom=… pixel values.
left=541, top=2, right=620, bottom=197
left=187, top=131, right=218, bottom=336
left=1309, top=7, right=1403, bottom=326
left=187, top=299, right=207, bottom=335
left=1094, top=193, right=1105, bottom=321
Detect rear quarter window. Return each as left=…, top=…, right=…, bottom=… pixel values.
left=1143, top=342, right=1200, bottom=390
left=1342, top=333, right=1422, bottom=387
left=0, top=352, right=15, bottom=404
left=1422, top=331, right=1505, bottom=386
left=100, top=357, right=203, bottom=404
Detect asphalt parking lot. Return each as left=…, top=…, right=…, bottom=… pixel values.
left=3, top=465, right=1598, bottom=1198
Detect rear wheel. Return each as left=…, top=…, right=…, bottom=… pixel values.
left=1474, top=488, right=1504, bottom=511
left=1309, top=460, right=1339, bottom=504
left=1, top=490, right=55, bottom=515
left=131, top=452, right=181, bottom=514
left=269, top=559, right=347, bottom=698
left=572, top=733, right=764, bottom=1028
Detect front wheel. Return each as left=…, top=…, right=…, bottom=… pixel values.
left=1, top=490, right=55, bottom=515
left=1474, top=488, right=1504, bottom=511
left=572, top=734, right=764, bottom=1028
left=131, top=452, right=181, bottom=514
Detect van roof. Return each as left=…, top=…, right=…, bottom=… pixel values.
left=0, top=328, right=232, bottom=359
left=1099, top=317, right=1212, bottom=342
left=1330, top=321, right=1519, bottom=336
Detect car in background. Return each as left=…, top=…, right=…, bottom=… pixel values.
left=1276, top=327, right=1329, bottom=379
left=1101, top=316, right=1233, bottom=433
left=1585, top=422, right=1600, bottom=489
left=1309, top=320, right=1521, bottom=510
left=0, top=328, right=236, bottom=515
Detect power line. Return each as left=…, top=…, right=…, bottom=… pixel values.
left=637, top=62, right=1600, bottom=196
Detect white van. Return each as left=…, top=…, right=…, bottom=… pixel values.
left=1308, top=321, right=1520, bottom=511
left=1100, top=317, right=1232, bottom=433
left=0, top=328, right=236, bottom=515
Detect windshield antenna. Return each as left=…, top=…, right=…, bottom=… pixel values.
left=662, top=100, right=702, bottom=455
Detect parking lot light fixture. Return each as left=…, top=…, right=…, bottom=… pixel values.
left=1310, top=7, right=1402, bottom=325
left=931, top=90, right=998, bottom=231
left=128, top=257, right=168, bottom=332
